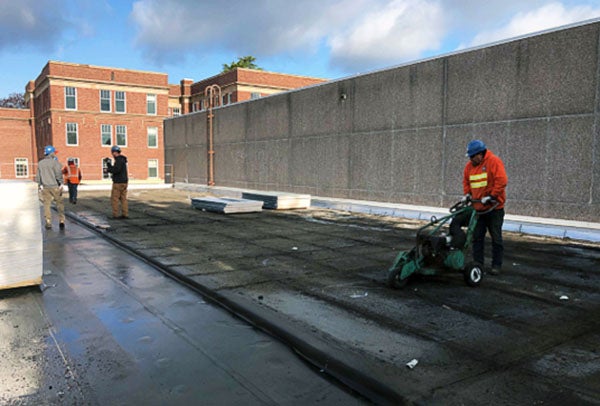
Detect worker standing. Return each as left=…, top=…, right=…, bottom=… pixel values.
left=36, top=145, right=65, bottom=229
left=105, top=146, right=129, bottom=219
left=62, top=158, right=82, bottom=204
left=462, top=140, right=508, bottom=275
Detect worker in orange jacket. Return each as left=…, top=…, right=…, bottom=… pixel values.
left=62, top=158, right=82, bottom=204
left=461, top=140, right=508, bottom=275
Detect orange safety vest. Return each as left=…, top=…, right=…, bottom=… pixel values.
left=64, top=164, right=81, bottom=185
left=463, top=150, right=508, bottom=211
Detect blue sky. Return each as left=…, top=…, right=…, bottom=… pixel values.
left=1, top=0, right=600, bottom=97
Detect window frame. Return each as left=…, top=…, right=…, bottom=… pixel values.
left=250, top=92, right=261, bottom=100
left=148, top=159, right=159, bottom=179
left=100, top=89, right=111, bottom=112
left=65, top=87, right=77, bottom=110
left=115, top=91, right=126, bottom=113
left=115, top=124, right=127, bottom=147
left=14, top=158, right=29, bottom=178
left=147, top=126, right=158, bottom=148
left=66, top=122, right=78, bottom=146
left=146, top=94, right=157, bottom=115
left=172, top=107, right=181, bottom=117
left=101, top=124, right=113, bottom=147
left=101, top=158, right=111, bottom=180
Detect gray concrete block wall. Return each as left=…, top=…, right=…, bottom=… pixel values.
left=165, top=20, right=600, bottom=222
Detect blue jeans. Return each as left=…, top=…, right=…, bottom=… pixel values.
left=67, top=182, right=78, bottom=203
left=473, top=208, right=504, bottom=269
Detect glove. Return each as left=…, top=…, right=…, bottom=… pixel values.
left=481, top=196, right=493, bottom=205
left=461, top=193, right=471, bottom=203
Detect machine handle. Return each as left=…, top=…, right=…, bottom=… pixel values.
left=449, top=198, right=499, bottom=213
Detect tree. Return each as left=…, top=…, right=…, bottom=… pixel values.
left=222, top=56, right=262, bottom=72
left=0, top=92, right=26, bottom=109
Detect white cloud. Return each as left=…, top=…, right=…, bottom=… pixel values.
left=328, top=0, right=445, bottom=71
left=130, top=0, right=337, bottom=63
left=130, top=0, right=600, bottom=73
left=0, top=0, right=70, bottom=51
left=130, top=0, right=447, bottom=71
left=467, top=2, right=600, bottom=47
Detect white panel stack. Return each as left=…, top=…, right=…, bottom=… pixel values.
left=191, top=197, right=263, bottom=214
left=241, top=191, right=311, bottom=210
left=0, top=181, right=43, bottom=290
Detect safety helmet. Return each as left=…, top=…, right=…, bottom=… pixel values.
left=67, top=158, right=75, bottom=164
left=44, top=145, right=56, bottom=155
left=466, top=140, right=486, bottom=157
left=111, top=145, right=121, bottom=153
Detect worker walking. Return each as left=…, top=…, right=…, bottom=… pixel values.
left=462, top=140, right=508, bottom=275
left=105, top=146, right=129, bottom=219
left=36, top=145, right=66, bottom=229
left=62, top=158, right=82, bottom=204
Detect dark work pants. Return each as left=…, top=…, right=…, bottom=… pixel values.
left=473, top=208, right=505, bottom=269
left=67, top=182, right=78, bottom=203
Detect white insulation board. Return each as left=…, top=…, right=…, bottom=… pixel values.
left=241, top=192, right=311, bottom=210
left=0, top=181, right=43, bottom=290
left=191, top=197, right=263, bottom=214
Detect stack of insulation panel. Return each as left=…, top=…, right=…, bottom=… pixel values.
left=191, top=197, right=263, bottom=214
left=241, top=191, right=311, bottom=210
left=0, top=181, right=43, bottom=290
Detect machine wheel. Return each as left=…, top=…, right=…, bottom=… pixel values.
left=387, top=265, right=410, bottom=289
left=463, top=262, right=483, bottom=287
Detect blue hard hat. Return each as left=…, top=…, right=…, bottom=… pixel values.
left=44, top=145, right=56, bottom=155
left=466, top=140, right=486, bottom=157
left=111, top=145, right=121, bottom=153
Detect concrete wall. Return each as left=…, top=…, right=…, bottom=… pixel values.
left=165, top=21, right=600, bottom=222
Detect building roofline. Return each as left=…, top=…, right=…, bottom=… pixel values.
left=45, top=60, right=168, bottom=77
left=235, top=67, right=326, bottom=80
left=191, top=67, right=326, bottom=87
left=34, top=75, right=170, bottom=92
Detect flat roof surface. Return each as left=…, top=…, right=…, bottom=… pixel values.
left=63, top=188, right=600, bottom=403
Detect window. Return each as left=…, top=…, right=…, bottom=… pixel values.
left=148, top=159, right=159, bottom=178
left=147, top=127, right=158, bottom=148
left=102, top=159, right=110, bottom=180
left=65, top=87, right=77, bottom=110
left=116, top=125, right=127, bottom=146
left=115, top=91, right=126, bottom=113
left=15, top=158, right=28, bottom=178
left=191, top=102, right=198, bottom=112
left=171, top=107, right=181, bottom=117
left=100, top=90, right=111, bottom=112
left=250, top=92, right=261, bottom=100
left=226, top=93, right=232, bottom=105
left=66, top=123, right=78, bottom=145
left=200, top=100, right=205, bottom=111
left=146, top=94, right=156, bottom=115
left=101, top=124, right=112, bottom=146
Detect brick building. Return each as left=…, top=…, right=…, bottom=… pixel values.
left=0, top=61, right=325, bottom=181
left=188, top=68, right=326, bottom=111
left=0, top=108, right=35, bottom=179
left=26, top=61, right=169, bottom=182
